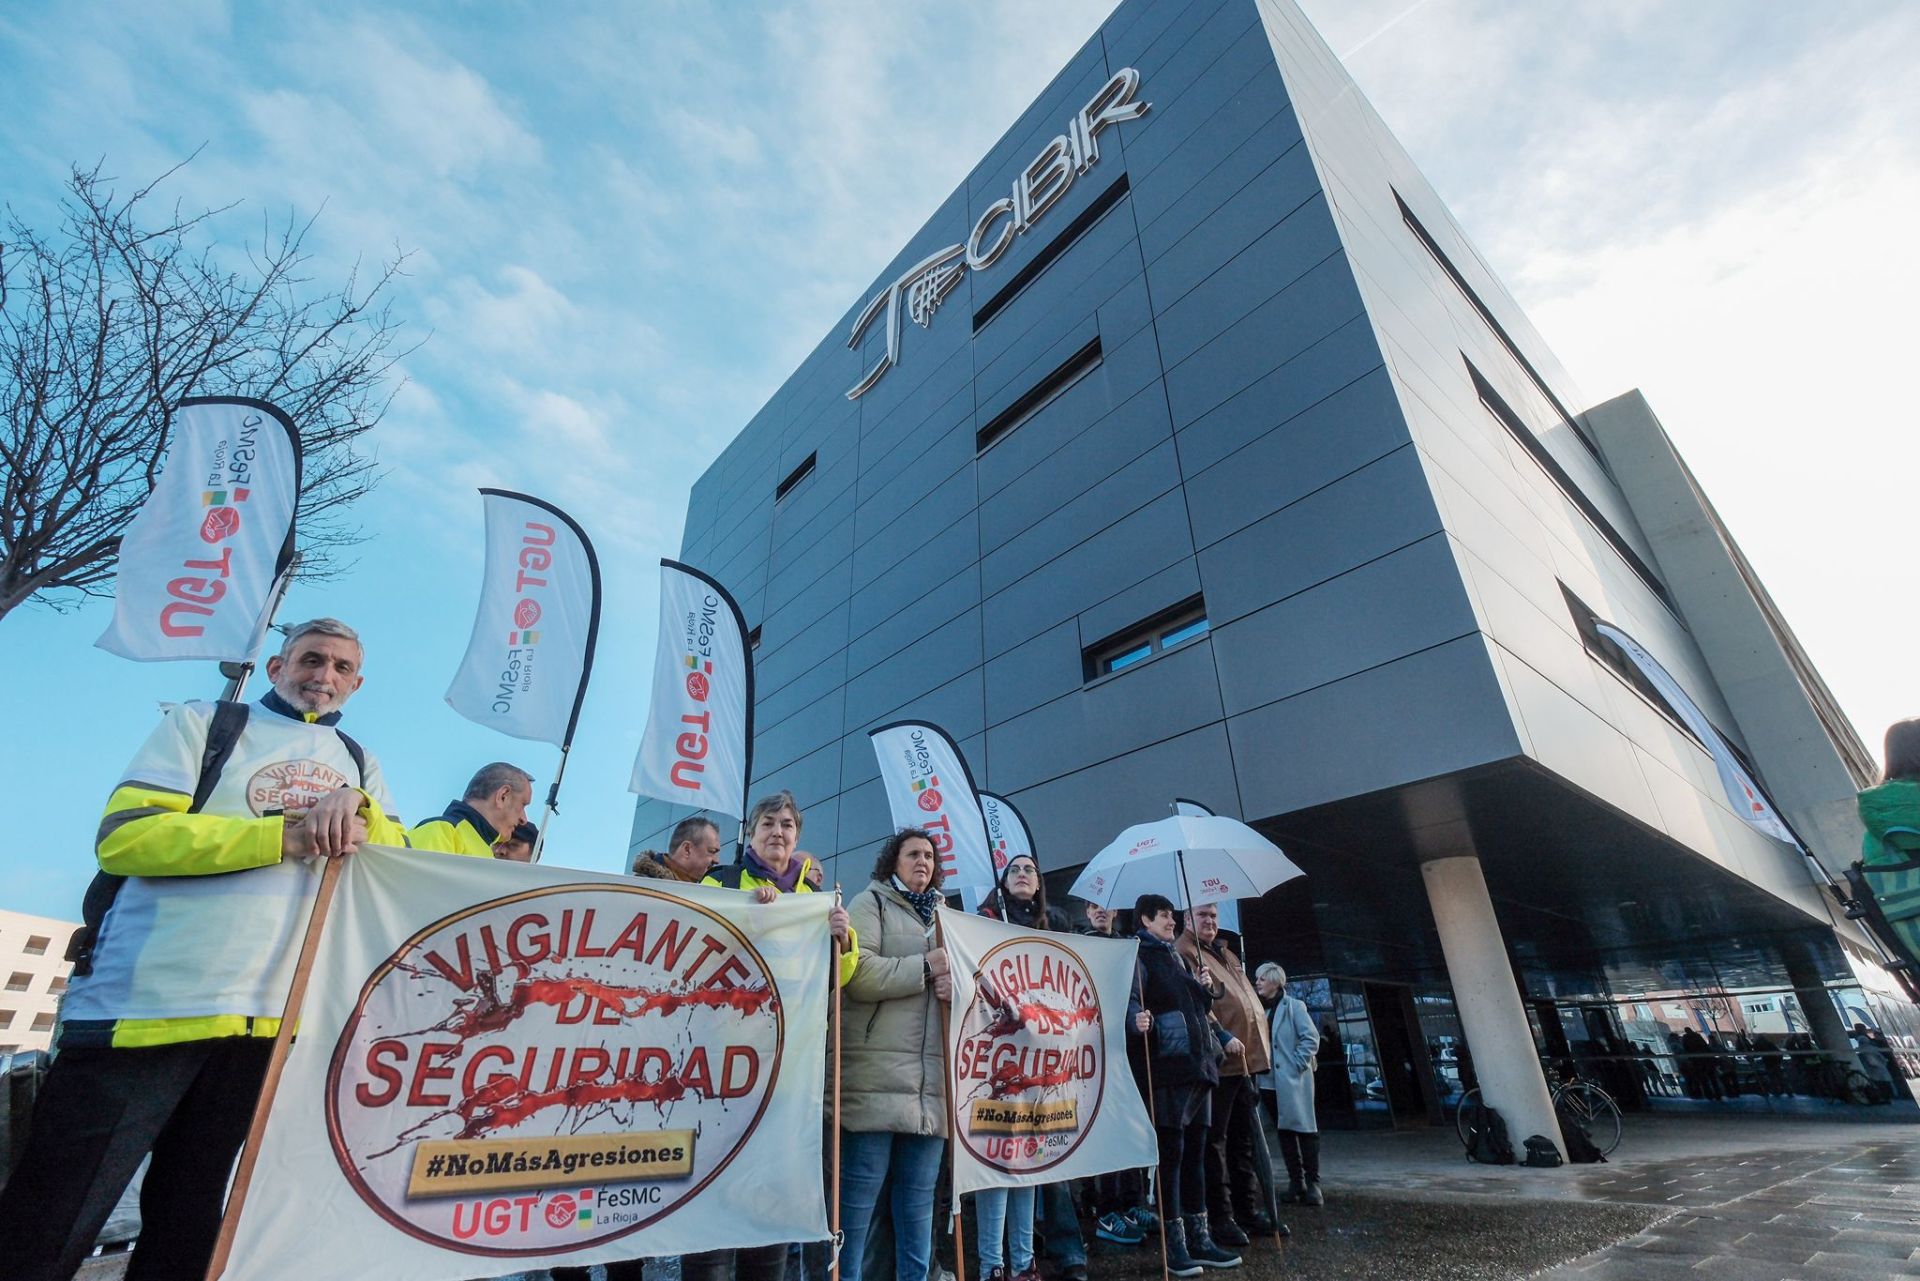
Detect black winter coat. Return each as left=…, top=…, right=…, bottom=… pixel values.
left=1131, top=931, right=1221, bottom=1088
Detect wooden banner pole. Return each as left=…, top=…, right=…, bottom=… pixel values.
left=1137, top=963, right=1171, bottom=1281
left=934, top=913, right=968, bottom=1281
left=204, top=853, right=346, bottom=1281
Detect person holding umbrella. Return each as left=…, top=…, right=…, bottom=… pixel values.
left=1129, top=894, right=1242, bottom=1273
left=1179, top=903, right=1271, bottom=1243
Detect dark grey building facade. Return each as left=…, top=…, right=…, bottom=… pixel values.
left=636, top=0, right=1918, bottom=1127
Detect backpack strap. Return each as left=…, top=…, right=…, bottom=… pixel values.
left=72, top=700, right=253, bottom=975
left=189, top=701, right=252, bottom=813
left=335, top=728, right=368, bottom=789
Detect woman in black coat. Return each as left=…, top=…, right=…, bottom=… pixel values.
left=1128, top=894, right=1242, bottom=1273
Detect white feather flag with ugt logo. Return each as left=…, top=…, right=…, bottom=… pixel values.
left=97, top=397, right=301, bottom=662
left=445, top=489, right=602, bottom=747
left=630, top=560, right=754, bottom=821
left=870, top=721, right=995, bottom=906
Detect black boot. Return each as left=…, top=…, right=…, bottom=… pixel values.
left=1185, top=1215, right=1242, bottom=1270
left=1209, top=1211, right=1249, bottom=1248
left=1163, top=1217, right=1204, bottom=1277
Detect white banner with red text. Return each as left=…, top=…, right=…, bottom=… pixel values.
left=870, top=721, right=995, bottom=905
left=446, top=489, right=602, bottom=747
left=97, top=397, right=301, bottom=662
left=940, top=909, right=1156, bottom=1196
left=220, top=845, right=832, bottom=1281
left=631, top=560, right=753, bottom=820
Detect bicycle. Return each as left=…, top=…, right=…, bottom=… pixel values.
left=1453, top=1072, right=1624, bottom=1157
left=1807, top=1057, right=1892, bottom=1106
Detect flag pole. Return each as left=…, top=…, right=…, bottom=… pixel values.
left=934, top=913, right=968, bottom=1281
left=531, top=745, right=573, bottom=864
left=831, top=884, right=845, bottom=1281
left=204, top=854, right=345, bottom=1280
left=219, top=551, right=302, bottom=703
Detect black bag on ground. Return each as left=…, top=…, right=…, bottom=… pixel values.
left=1462, top=1098, right=1516, bottom=1165
left=1522, top=1134, right=1563, bottom=1168
left=1557, top=1112, right=1607, bottom=1164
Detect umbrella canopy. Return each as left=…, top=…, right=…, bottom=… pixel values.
left=1068, top=814, right=1304, bottom=910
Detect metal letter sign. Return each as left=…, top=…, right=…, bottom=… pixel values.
left=846, top=68, right=1149, bottom=400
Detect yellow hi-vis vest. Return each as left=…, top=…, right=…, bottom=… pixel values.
left=59, top=698, right=407, bottom=1048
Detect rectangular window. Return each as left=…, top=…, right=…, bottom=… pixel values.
left=747, top=625, right=762, bottom=651
left=23, top=935, right=50, bottom=956
left=0, top=1009, right=13, bottom=1029
left=1395, top=189, right=1605, bottom=465
left=4, top=973, right=29, bottom=993
left=48, top=975, right=67, bottom=994
left=1476, top=361, right=1673, bottom=610
left=1084, top=597, right=1210, bottom=680
left=977, top=336, right=1103, bottom=454
left=1559, top=583, right=1703, bottom=750
left=29, top=1012, right=53, bottom=1033
left=774, top=453, right=816, bottom=504
left=973, top=173, right=1131, bottom=333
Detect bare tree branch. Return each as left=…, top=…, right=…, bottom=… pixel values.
left=0, top=159, right=412, bottom=620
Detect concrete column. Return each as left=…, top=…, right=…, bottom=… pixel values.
left=1783, top=943, right=1862, bottom=1071
left=1422, top=855, right=1564, bottom=1154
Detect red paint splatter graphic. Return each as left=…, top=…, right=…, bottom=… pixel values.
left=402, top=963, right=776, bottom=1042
left=977, top=976, right=1099, bottom=1038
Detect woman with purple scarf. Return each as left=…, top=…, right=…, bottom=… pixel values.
left=686, top=791, right=856, bottom=1281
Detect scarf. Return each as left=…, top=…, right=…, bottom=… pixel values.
left=998, top=892, right=1050, bottom=930
left=743, top=845, right=806, bottom=894
left=891, top=876, right=940, bottom=924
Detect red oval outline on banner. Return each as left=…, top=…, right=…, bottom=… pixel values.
left=951, top=934, right=1108, bottom=1178
left=323, top=882, right=787, bottom=1257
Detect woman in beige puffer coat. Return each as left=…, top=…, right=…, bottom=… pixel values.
left=838, top=827, right=952, bottom=1281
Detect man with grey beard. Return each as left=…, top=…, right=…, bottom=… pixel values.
left=0, top=618, right=407, bottom=1281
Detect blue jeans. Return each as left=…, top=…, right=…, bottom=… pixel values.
left=974, top=1185, right=1035, bottom=1273
left=839, top=1130, right=944, bottom=1281
left=1038, top=1180, right=1086, bottom=1266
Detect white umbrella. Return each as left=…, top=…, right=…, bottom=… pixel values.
left=1068, top=814, right=1304, bottom=910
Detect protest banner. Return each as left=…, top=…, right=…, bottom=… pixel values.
left=631, top=560, right=754, bottom=821
left=97, top=397, right=301, bottom=663
left=939, top=909, right=1155, bottom=1194
left=214, top=846, right=832, bottom=1281
left=870, top=721, right=995, bottom=905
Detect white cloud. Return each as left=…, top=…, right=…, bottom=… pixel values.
left=1311, top=0, right=1920, bottom=757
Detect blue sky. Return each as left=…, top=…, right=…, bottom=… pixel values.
left=4, top=0, right=1917, bottom=920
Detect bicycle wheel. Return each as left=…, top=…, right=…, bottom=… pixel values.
left=1557, top=1082, right=1623, bottom=1156
left=1453, top=1087, right=1483, bottom=1149
left=1840, top=1069, right=1877, bottom=1107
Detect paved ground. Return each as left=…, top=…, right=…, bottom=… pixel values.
left=1323, top=1113, right=1920, bottom=1279
left=78, top=1111, right=1920, bottom=1280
